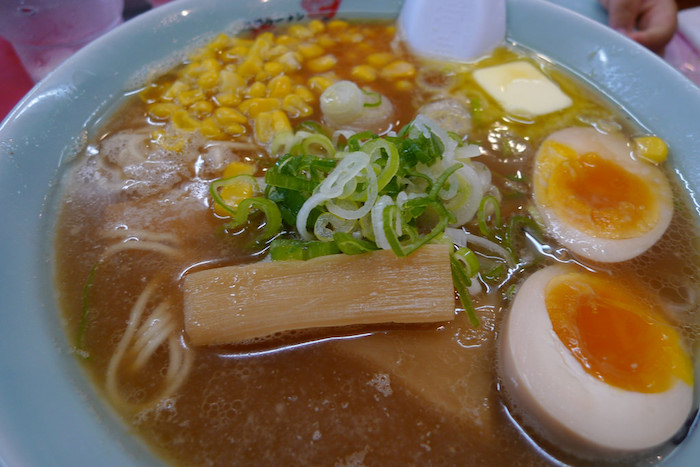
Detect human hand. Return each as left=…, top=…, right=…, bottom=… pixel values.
left=599, top=0, right=678, bottom=53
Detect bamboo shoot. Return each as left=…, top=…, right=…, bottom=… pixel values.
left=182, top=244, right=454, bottom=345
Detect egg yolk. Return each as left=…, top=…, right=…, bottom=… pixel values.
left=545, top=271, right=693, bottom=393
left=540, top=141, right=659, bottom=239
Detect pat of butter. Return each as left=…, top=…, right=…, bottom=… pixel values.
left=473, top=61, right=572, bottom=117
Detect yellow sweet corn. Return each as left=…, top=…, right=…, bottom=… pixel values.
left=351, top=65, right=378, bottom=82
left=282, top=94, right=313, bottom=119
left=239, top=97, right=281, bottom=117
left=215, top=92, right=241, bottom=107
left=189, top=100, right=215, bottom=118
left=298, top=43, right=325, bottom=60
left=254, top=110, right=291, bottom=143
left=214, top=162, right=258, bottom=216
left=367, top=52, right=395, bottom=68
left=294, top=84, right=315, bottom=103
left=307, top=54, right=338, bottom=73
left=200, top=117, right=225, bottom=140
left=267, top=75, right=293, bottom=98
left=148, top=102, right=180, bottom=120
left=247, top=81, right=267, bottom=98
left=634, top=136, right=668, bottom=164
left=327, top=20, right=349, bottom=33
left=308, top=75, right=335, bottom=94
left=308, top=19, right=325, bottom=34
left=263, top=61, right=285, bottom=77
left=380, top=61, right=416, bottom=80
left=289, top=24, right=313, bottom=40
left=172, top=109, right=201, bottom=132
left=214, top=107, right=247, bottom=126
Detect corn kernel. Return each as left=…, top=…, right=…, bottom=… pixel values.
left=200, top=117, right=225, bottom=139
left=202, top=58, right=222, bottom=74
left=294, top=84, right=315, bottom=103
left=317, top=34, right=335, bottom=48
left=238, top=97, right=281, bottom=117
left=275, top=34, right=299, bottom=48
left=282, top=94, right=313, bottom=119
left=380, top=60, right=416, bottom=80
left=208, top=33, right=231, bottom=53
left=338, top=32, right=364, bottom=44
left=172, top=109, right=201, bottom=132
left=152, top=130, right=187, bottom=152
left=148, top=102, right=180, bottom=120
left=395, top=79, right=413, bottom=92
left=250, top=32, right=274, bottom=56
left=197, top=70, right=219, bottom=90
left=247, top=81, right=268, bottom=98
left=263, top=61, right=285, bottom=77
left=214, top=163, right=256, bottom=215
left=162, top=81, right=189, bottom=101
left=177, top=88, right=206, bottom=107
left=222, top=45, right=248, bottom=62
left=223, top=161, right=257, bottom=178
left=308, top=19, right=325, bottom=34
left=367, top=52, right=395, bottom=68
left=298, top=43, right=325, bottom=59
left=308, top=75, right=335, bottom=94
left=219, top=70, right=245, bottom=93
left=223, top=122, right=246, bottom=136
left=238, top=57, right=263, bottom=81
left=268, top=75, right=293, bottom=98
left=351, top=64, right=378, bottom=82
left=139, top=82, right=168, bottom=104
left=215, top=92, right=241, bottom=107
left=634, top=136, right=668, bottom=164
left=276, top=51, right=302, bottom=72
left=189, top=100, right=215, bottom=117
left=327, top=20, right=349, bottom=33
left=215, top=106, right=247, bottom=126
left=307, top=54, right=338, bottom=73
left=289, top=24, right=313, bottom=39
left=254, top=110, right=292, bottom=143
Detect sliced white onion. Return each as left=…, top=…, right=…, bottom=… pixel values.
left=445, top=227, right=515, bottom=268
left=314, top=212, right=356, bottom=241
left=445, top=164, right=484, bottom=226
left=371, top=195, right=395, bottom=250
left=326, top=163, right=378, bottom=220
left=321, top=81, right=364, bottom=127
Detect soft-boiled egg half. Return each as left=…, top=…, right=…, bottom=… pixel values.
left=533, top=126, right=673, bottom=262
left=500, top=264, right=694, bottom=457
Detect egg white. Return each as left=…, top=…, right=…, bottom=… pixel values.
left=533, top=127, right=673, bottom=263
left=499, top=265, right=693, bottom=457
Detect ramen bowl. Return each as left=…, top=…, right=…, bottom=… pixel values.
left=0, top=0, right=699, bottom=465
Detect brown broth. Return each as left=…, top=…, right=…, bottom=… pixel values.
left=54, top=20, right=700, bottom=466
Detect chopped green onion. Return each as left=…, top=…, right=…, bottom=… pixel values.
left=224, top=197, right=282, bottom=243
left=453, top=247, right=480, bottom=278
left=450, top=253, right=480, bottom=327
left=269, top=238, right=340, bottom=261
left=477, top=195, right=502, bottom=238
left=209, top=174, right=258, bottom=216
left=333, top=232, right=379, bottom=255
left=362, top=89, right=382, bottom=107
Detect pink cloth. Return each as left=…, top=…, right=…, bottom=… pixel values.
left=0, top=36, right=33, bottom=121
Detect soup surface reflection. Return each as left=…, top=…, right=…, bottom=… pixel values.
left=54, top=19, right=700, bottom=466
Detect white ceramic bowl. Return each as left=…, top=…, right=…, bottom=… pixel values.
left=1, top=0, right=698, bottom=464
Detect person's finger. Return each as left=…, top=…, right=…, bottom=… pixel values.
left=629, top=0, right=678, bottom=52
left=601, top=0, right=642, bottom=33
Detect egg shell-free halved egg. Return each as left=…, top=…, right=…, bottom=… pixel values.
left=499, top=264, right=694, bottom=457
left=533, top=126, right=673, bottom=263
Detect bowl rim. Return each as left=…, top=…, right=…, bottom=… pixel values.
left=0, top=0, right=698, bottom=465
